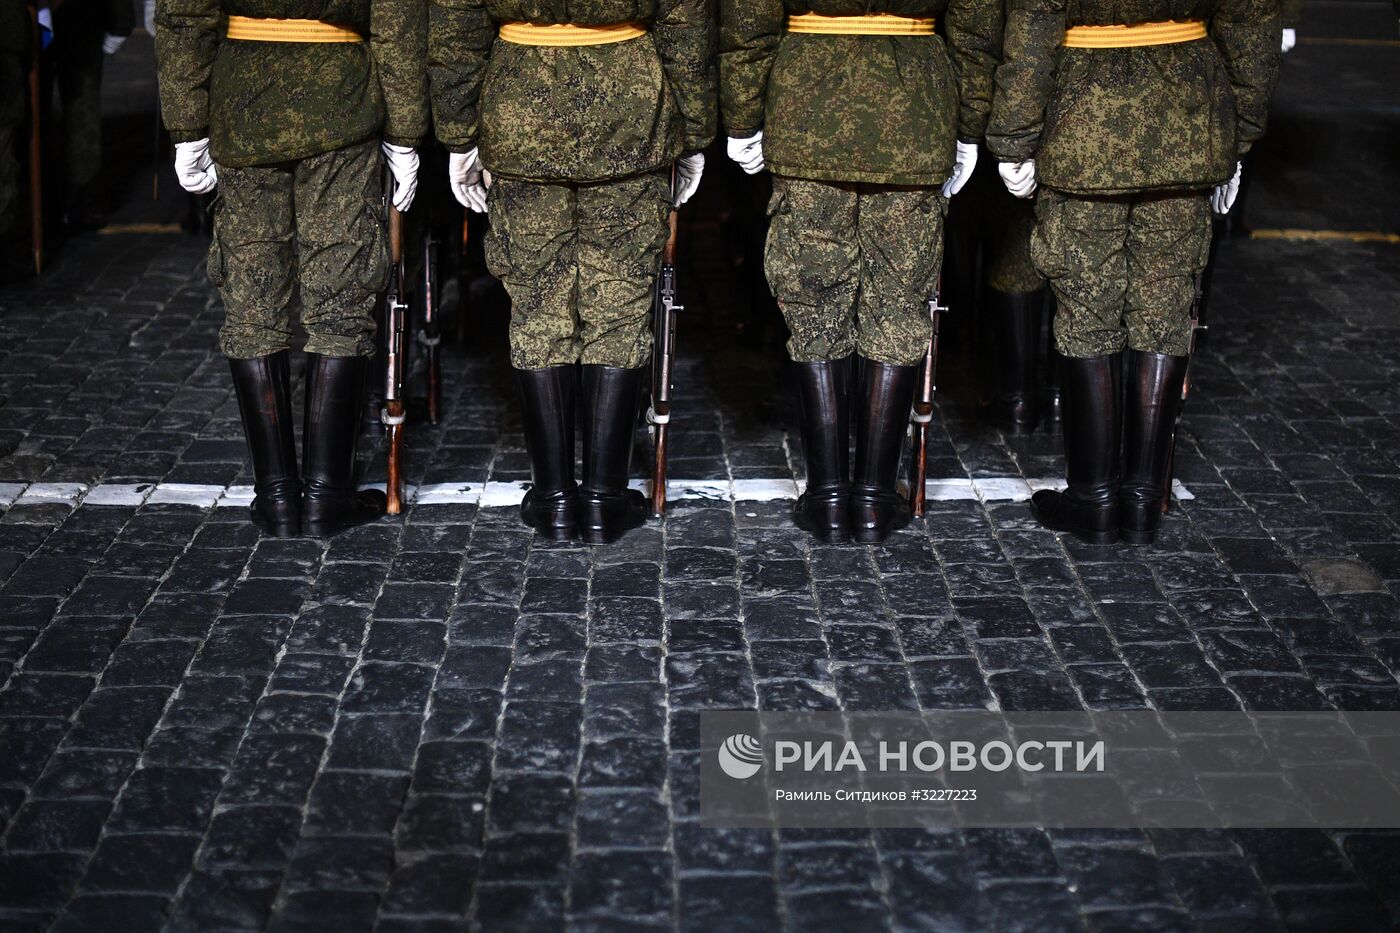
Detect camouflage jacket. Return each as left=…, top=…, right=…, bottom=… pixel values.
left=719, top=0, right=1002, bottom=186
left=987, top=0, right=1281, bottom=195
left=156, top=0, right=427, bottom=168
left=428, top=0, right=717, bottom=184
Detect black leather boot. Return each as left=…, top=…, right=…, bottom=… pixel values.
left=1120, top=350, right=1188, bottom=545
left=302, top=354, right=388, bottom=537
left=984, top=288, right=1042, bottom=434
left=517, top=365, right=578, bottom=540
left=850, top=358, right=919, bottom=544
left=579, top=365, right=648, bottom=545
left=229, top=352, right=301, bottom=537
left=1030, top=354, right=1121, bottom=545
left=792, top=357, right=852, bottom=543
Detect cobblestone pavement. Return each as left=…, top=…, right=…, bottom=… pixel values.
left=3, top=8, right=1400, bottom=932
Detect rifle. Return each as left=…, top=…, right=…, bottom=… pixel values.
left=382, top=201, right=408, bottom=515
left=647, top=180, right=682, bottom=518
left=909, top=278, right=948, bottom=518
left=418, top=230, right=442, bottom=425
left=27, top=4, right=43, bottom=274
left=1161, top=271, right=1207, bottom=514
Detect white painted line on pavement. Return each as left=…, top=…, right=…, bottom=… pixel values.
left=0, top=477, right=1194, bottom=512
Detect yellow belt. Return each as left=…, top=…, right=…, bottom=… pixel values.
left=1063, top=20, right=1208, bottom=48
left=497, top=22, right=647, bottom=46
left=225, top=16, right=363, bottom=43
left=786, top=13, right=936, bottom=35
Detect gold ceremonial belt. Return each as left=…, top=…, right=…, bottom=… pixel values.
left=786, top=13, right=936, bottom=35
left=1063, top=20, right=1208, bottom=48
left=497, top=22, right=647, bottom=46
left=225, top=16, right=363, bottom=42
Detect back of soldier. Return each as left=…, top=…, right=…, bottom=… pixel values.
left=157, top=0, right=427, bottom=539
left=430, top=0, right=715, bottom=544
left=988, top=0, right=1279, bottom=546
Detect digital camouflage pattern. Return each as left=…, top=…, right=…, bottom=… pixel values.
left=766, top=178, right=946, bottom=365
left=1031, top=189, right=1211, bottom=357
left=719, top=0, right=1002, bottom=185
left=484, top=172, right=671, bottom=369
left=210, top=140, right=387, bottom=359
left=156, top=0, right=427, bottom=167
left=988, top=0, right=1281, bottom=195
left=429, top=0, right=716, bottom=183
left=960, top=153, right=1044, bottom=294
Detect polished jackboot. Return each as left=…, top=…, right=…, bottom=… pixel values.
left=792, top=356, right=852, bottom=543
left=1030, top=354, right=1121, bottom=545
left=302, top=354, right=388, bottom=537
left=850, top=358, right=919, bottom=544
left=229, top=352, right=301, bottom=537
left=984, top=288, right=1042, bottom=434
left=579, top=365, right=647, bottom=545
left=1120, top=350, right=1188, bottom=545
left=517, top=365, right=578, bottom=540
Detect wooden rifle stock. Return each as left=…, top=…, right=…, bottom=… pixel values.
left=383, top=204, right=407, bottom=515
left=1162, top=270, right=1207, bottom=514
left=910, top=279, right=947, bottom=518
left=649, top=199, right=680, bottom=518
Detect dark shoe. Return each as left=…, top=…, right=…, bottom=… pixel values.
left=850, top=357, right=919, bottom=544
left=579, top=365, right=647, bottom=545
left=302, top=353, right=387, bottom=537
left=792, top=357, right=852, bottom=543
left=229, top=352, right=301, bottom=537
left=984, top=288, right=1042, bottom=434
left=517, top=365, right=578, bottom=540
left=1030, top=354, right=1121, bottom=545
left=1119, top=350, right=1188, bottom=545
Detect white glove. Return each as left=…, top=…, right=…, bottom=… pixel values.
left=999, top=160, right=1037, bottom=199
left=674, top=152, right=704, bottom=207
left=173, top=138, right=217, bottom=194
left=144, top=0, right=156, bottom=35
left=381, top=142, right=419, bottom=213
left=1281, top=27, right=1296, bottom=53
left=727, top=131, right=765, bottom=175
left=1211, top=161, right=1243, bottom=214
left=942, top=140, right=979, bottom=197
left=448, top=148, right=487, bottom=214
left=102, top=33, right=126, bottom=55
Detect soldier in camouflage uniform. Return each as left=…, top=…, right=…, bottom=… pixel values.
left=967, top=150, right=1061, bottom=434
left=720, top=0, right=1001, bottom=544
left=50, top=0, right=133, bottom=229
left=989, top=0, right=1280, bottom=545
left=156, top=0, right=427, bottom=538
left=429, top=0, right=716, bottom=544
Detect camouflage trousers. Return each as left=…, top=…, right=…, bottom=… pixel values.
left=765, top=177, right=945, bottom=366
left=984, top=186, right=1044, bottom=296
left=1032, top=189, right=1212, bottom=358
left=210, top=139, right=387, bottom=359
left=484, top=170, right=670, bottom=371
